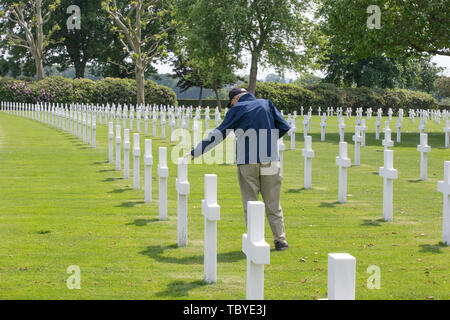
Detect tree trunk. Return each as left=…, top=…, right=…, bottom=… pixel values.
left=74, top=59, right=86, bottom=79
left=198, top=86, right=203, bottom=107
left=35, top=56, right=45, bottom=80
left=135, top=64, right=145, bottom=106
left=214, top=87, right=222, bottom=111
left=248, top=52, right=259, bottom=94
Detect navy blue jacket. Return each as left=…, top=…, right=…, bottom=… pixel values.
left=191, top=93, right=291, bottom=165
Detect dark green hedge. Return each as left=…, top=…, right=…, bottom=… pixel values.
left=249, top=82, right=439, bottom=114
left=0, top=76, right=177, bottom=106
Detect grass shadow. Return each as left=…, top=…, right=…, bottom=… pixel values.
left=103, top=177, right=123, bottom=182
left=93, top=161, right=109, bottom=165
left=319, top=201, right=341, bottom=208
left=108, top=188, right=134, bottom=194
left=139, top=245, right=245, bottom=265
left=116, top=200, right=145, bottom=208
left=99, top=169, right=116, bottom=173
left=408, top=179, right=423, bottom=183
left=419, top=243, right=447, bottom=254
left=155, top=280, right=208, bottom=298
left=286, top=188, right=307, bottom=194
left=126, top=219, right=159, bottom=226
left=361, top=219, right=385, bottom=227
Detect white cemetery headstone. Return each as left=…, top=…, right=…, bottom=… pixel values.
left=438, top=161, right=450, bottom=245
left=326, top=253, right=356, bottom=300
left=123, top=129, right=130, bottom=179
left=242, top=201, right=270, bottom=300
left=108, top=122, right=114, bottom=163
left=417, top=133, right=431, bottom=181
left=115, top=125, right=122, bottom=171
left=352, top=126, right=362, bottom=166
left=202, top=174, right=221, bottom=284
left=176, top=158, right=190, bottom=247
left=133, top=133, right=141, bottom=190
left=158, top=147, right=169, bottom=221
left=336, top=142, right=351, bottom=203
left=144, top=139, right=153, bottom=203
left=379, top=150, right=398, bottom=221
left=302, top=136, right=315, bottom=189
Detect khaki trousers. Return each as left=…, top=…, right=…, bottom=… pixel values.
left=237, top=161, right=286, bottom=243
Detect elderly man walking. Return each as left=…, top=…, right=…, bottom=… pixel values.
left=187, top=88, right=291, bottom=251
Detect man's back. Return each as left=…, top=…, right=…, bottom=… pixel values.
left=191, top=93, right=291, bottom=164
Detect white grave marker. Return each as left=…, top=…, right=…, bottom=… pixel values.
left=158, top=147, right=168, bottom=221
left=202, top=174, right=220, bottom=284
left=336, top=142, right=351, bottom=203
left=242, top=201, right=270, bottom=300
left=133, top=133, right=141, bottom=190
left=115, top=125, right=121, bottom=171
left=379, top=150, right=398, bottom=221
left=144, top=140, right=153, bottom=203
left=176, top=158, right=190, bottom=247
left=302, top=136, right=314, bottom=189
left=123, top=129, right=130, bottom=179
left=438, top=161, right=450, bottom=245
left=417, top=133, right=431, bottom=181
left=326, top=253, right=356, bottom=300
left=108, top=122, right=114, bottom=163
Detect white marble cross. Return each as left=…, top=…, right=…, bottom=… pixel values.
left=338, top=118, right=346, bottom=142
left=382, top=128, right=394, bottom=150
left=176, top=158, right=190, bottom=247
left=443, top=120, right=449, bottom=149
left=360, top=119, right=367, bottom=147
left=438, top=161, right=450, bottom=245
left=302, top=116, right=309, bottom=137
left=419, top=118, right=426, bottom=135
left=336, top=142, right=351, bottom=203
left=202, top=174, right=221, bottom=284
left=242, top=201, right=270, bottom=300
left=352, top=126, right=362, bottom=166
left=133, top=133, right=141, bottom=189
left=320, top=113, right=327, bottom=142
left=417, top=133, right=431, bottom=181
left=302, top=136, right=315, bottom=189
left=375, top=117, right=381, bottom=140
left=158, top=147, right=169, bottom=221
left=290, top=124, right=297, bottom=151
left=380, top=150, right=398, bottom=221
left=144, top=139, right=153, bottom=203
left=92, top=117, right=96, bottom=148
left=108, top=122, right=114, bottom=163
left=123, top=129, right=130, bottom=179
left=395, top=119, right=402, bottom=143
left=115, top=125, right=122, bottom=171
left=325, top=253, right=356, bottom=300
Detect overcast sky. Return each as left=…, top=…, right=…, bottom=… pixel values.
left=155, top=54, right=450, bottom=80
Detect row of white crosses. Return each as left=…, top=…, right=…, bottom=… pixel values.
left=0, top=101, right=98, bottom=148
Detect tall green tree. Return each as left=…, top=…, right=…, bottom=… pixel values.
left=174, top=0, right=241, bottom=109
left=102, top=0, right=174, bottom=105
left=228, top=0, right=320, bottom=94
left=319, top=0, right=450, bottom=60
left=0, top=0, right=61, bottom=80
left=46, top=0, right=116, bottom=78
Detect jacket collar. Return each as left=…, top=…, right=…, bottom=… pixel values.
left=237, top=93, right=256, bottom=103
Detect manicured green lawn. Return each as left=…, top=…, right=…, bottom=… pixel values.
left=0, top=111, right=448, bottom=300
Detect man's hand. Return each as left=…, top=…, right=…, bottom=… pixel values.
left=184, top=152, right=194, bottom=161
